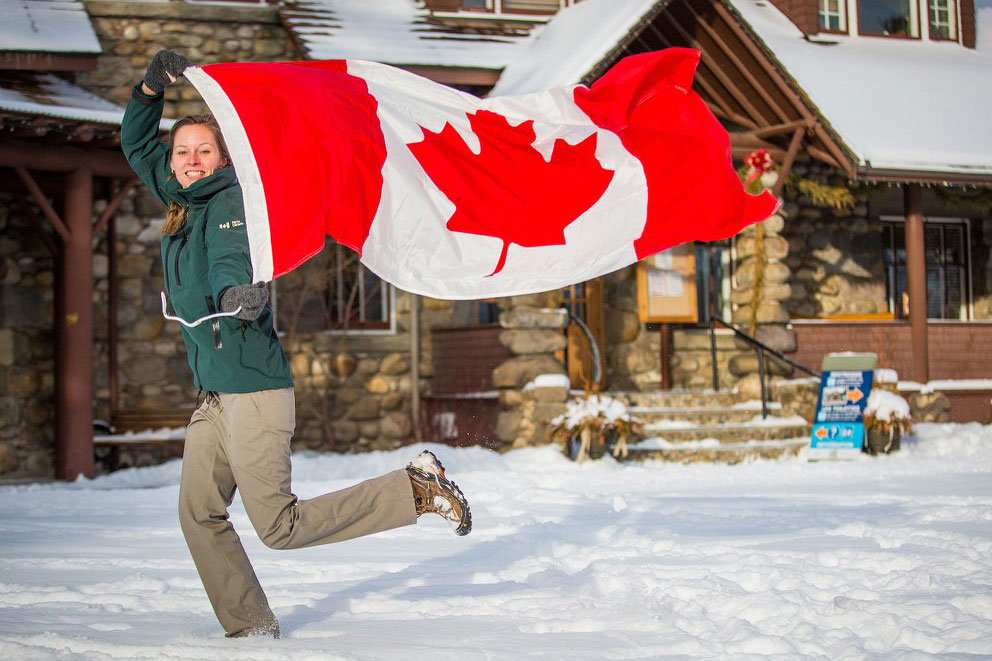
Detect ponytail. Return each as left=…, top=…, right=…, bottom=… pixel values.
left=162, top=201, right=185, bottom=236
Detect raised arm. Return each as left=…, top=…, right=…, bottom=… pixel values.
left=120, top=50, right=192, bottom=206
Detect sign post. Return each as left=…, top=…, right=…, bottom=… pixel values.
left=808, top=353, right=876, bottom=460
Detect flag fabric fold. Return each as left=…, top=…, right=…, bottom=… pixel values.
left=184, top=48, right=778, bottom=300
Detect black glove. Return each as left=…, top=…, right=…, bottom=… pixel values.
left=220, top=283, right=268, bottom=321
left=143, top=50, right=192, bottom=94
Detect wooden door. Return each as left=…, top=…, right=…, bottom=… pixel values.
left=562, top=279, right=605, bottom=390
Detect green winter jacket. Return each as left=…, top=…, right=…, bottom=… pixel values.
left=121, top=83, right=293, bottom=394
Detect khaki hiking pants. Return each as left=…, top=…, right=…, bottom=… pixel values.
left=178, top=388, right=417, bottom=637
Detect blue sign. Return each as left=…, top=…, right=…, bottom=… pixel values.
left=810, top=370, right=874, bottom=452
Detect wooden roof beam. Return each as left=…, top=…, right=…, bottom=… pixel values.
left=675, top=0, right=791, bottom=124
left=14, top=167, right=70, bottom=243
left=93, top=179, right=136, bottom=235
left=710, top=0, right=854, bottom=176
left=654, top=11, right=773, bottom=127
left=639, top=23, right=756, bottom=129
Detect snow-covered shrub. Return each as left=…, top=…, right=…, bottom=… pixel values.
left=547, top=393, right=642, bottom=462
left=863, top=388, right=913, bottom=453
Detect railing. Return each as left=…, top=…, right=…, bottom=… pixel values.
left=568, top=311, right=602, bottom=388
left=709, top=317, right=820, bottom=419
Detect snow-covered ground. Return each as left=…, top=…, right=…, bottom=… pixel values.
left=1, top=424, right=991, bottom=659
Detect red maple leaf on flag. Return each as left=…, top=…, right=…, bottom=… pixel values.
left=408, top=110, right=614, bottom=276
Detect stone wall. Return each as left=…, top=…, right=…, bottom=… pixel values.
left=79, top=1, right=298, bottom=117
left=780, top=162, right=885, bottom=318
left=492, top=294, right=568, bottom=450
left=0, top=196, right=57, bottom=477
left=278, top=292, right=450, bottom=453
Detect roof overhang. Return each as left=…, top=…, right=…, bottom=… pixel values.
left=856, top=167, right=992, bottom=187
left=0, top=52, right=98, bottom=72
left=398, top=65, right=501, bottom=86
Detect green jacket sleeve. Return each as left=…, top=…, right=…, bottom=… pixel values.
left=204, top=185, right=254, bottom=302
left=120, top=83, right=171, bottom=207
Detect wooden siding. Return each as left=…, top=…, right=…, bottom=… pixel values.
left=792, top=321, right=992, bottom=381
left=961, top=0, right=976, bottom=48
left=767, top=0, right=820, bottom=35
left=430, top=325, right=512, bottom=393
left=791, top=321, right=992, bottom=423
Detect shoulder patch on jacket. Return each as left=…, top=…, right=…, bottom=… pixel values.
left=217, top=219, right=245, bottom=230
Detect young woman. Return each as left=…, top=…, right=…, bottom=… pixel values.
left=121, top=50, right=471, bottom=639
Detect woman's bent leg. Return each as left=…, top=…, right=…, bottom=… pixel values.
left=218, top=388, right=417, bottom=551
left=179, top=395, right=278, bottom=637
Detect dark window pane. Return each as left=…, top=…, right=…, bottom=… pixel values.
left=859, top=0, right=912, bottom=35
left=925, top=225, right=942, bottom=263
left=894, top=224, right=906, bottom=264
left=945, top=225, right=964, bottom=265
left=947, top=266, right=963, bottom=319
left=926, top=267, right=944, bottom=318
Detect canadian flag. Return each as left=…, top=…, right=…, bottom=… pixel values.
left=184, top=48, right=778, bottom=300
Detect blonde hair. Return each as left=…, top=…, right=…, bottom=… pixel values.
left=162, top=114, right=231, bottom=236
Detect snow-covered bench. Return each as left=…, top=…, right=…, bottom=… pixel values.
left=93, top=409, right=191, bottom=470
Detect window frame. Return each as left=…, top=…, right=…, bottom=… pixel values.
left=927, top=0, right=958, bottom=41
left=457, top=0, right=570, bottom=16
left=271, top=242, right=397, bottom=336
left=880, top=216, right=973, bottom=321
left=818, top=0, right=849, bottom=34
left=856, top=0, right=923, bottom=39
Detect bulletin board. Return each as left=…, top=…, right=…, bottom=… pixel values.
left=636, top=243, right=698, bottom=323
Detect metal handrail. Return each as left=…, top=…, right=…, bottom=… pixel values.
left=568, top=311, right=602, bottom=389
left=709, top=316, right=820, bottom=419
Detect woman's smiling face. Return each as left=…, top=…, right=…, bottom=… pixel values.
left=170, top=124, right=227, bottom=188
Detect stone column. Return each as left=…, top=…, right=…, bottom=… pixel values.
left=730, top=211, right=795, bottom=399
left=492, top=294, right=568, bottom=450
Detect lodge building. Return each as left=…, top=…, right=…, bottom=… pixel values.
left=1, top=0, right=990, bottom=478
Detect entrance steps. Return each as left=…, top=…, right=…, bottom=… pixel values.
left=611, top=390, right=811, bottom=464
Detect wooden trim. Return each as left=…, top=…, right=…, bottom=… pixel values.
left=397, top=65, right=500, bottom=86
left=0, top=53, right=97, bottom=72
left=0, top=141, right=134, bottom=177
left=822, top=312, right=897, bottom=321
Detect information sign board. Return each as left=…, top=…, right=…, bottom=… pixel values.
left=809, top=369, right=874, bottom=459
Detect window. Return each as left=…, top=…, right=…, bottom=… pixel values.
left=275, top=238, right=392, bottom=333
left=502, top=0, right=565, bottom=13
left=458, top=0, right=567, bottom=14
left=858, top=0, right=920, bottom=37
left=883, top=219, right=970, bottom=320
left=928, top=0, right=958, bottom=40
left=819, top=0, right=848, bottom=32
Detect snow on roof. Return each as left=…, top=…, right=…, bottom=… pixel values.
left=490, top=0, right=665, bottom=96
left=0, top=0, right=101, bottom=54
left=725, top=0, right=992, bottom=177
left=0, top=72, right=128, bottom=124
left=282, top=0, right=535, bottom=69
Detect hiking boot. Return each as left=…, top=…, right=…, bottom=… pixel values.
left=406, top=450, right=472, bottom=536
left=226, top=619, right=280, bottom=639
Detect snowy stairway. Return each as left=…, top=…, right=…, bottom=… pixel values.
left=612, top=390, right=811, bottom=464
